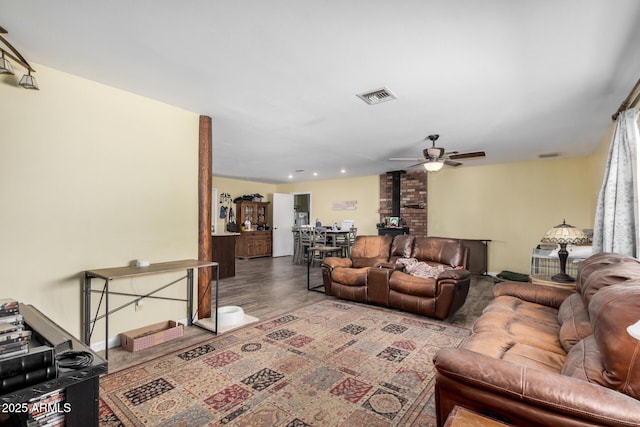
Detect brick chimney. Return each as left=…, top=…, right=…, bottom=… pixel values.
left=379, top=171, right=428, bottom=237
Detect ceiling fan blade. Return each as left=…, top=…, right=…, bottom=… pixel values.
left=444, top=160, right=463, bottom=167
left=389, top=157, right=422, bottom=161
left=448, top=151, right=486, bottom=160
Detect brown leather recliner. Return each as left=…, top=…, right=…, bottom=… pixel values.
left=388, top=237, right=470, bottom=319
left=322, top=235, right=471, bottom=320
left=433, top=252, right=640, bottom=427
left=321, top=235, right=393, bottom=302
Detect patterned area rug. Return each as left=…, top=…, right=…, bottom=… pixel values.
left=99, top=300, right=471, bottom=426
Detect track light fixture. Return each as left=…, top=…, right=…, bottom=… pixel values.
left=0, top=25, right=38, bottom=90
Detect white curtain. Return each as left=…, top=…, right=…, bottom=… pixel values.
left=593, top=109, right=640, bottom=256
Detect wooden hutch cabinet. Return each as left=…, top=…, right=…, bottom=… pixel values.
left=235, top=200, right=272, bottom=259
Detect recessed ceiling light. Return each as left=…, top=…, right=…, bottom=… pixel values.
left=340, top=169, right=346, bottom=174
left=313, top=172, right=318, bottom=176
left=288, top=174, right=293, bottom=179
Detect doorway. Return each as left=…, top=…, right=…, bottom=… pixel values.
left=294, top=192, right=311, bottom=226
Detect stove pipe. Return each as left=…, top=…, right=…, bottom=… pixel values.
left=389, top=170, right=405, bottom=217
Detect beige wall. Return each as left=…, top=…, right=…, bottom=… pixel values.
left=428, top=157, right=595, bottom=274
left=276, top=175, right=380, bottom=234
left=211, top=176, right=277, bottom=233
left=1, top=64, right=200, bottom=344
left=211, top=175, right=380, bottom=235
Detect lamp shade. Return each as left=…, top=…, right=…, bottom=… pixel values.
left=19, top=72, right=38, bottom=90
left=0, top=55, right=14, bottom=75
left=541, top=220, right=591, bottom=245
left=423, top=160, right=444, bottom=172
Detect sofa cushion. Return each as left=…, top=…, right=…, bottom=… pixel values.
left=575, top=252, right=640, bottom=298
left=411, top=237, right=466, bottom=267
left=388, top=271, right=436, bottom=297
left=389, top=235, right=415, bottom=262
left=586, top=282, right=640, bottom=399
left=561, top=335, right=602, bottom=381
left=331, top=266, right=369, bottom=286
left=557, top=293, right=592, bottom=353
left=475, top=296, right=565, bottom=356
left=464, top=331, right=566, bottom=373
left=350, top=235, right=393, bottom=268
left=580, top=262, right=640, bottom=308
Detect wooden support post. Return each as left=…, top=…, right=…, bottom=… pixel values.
left=198, top=115, right=213, bottom=320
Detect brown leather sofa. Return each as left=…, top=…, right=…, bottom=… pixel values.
left=321, top=235, right=471, bottom=320
left=433, top=252, right=640, bottom=427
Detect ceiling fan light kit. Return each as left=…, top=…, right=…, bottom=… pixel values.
left=389, top=133, right=485, bottom=172
left=423, top=160, right=444, bottom=172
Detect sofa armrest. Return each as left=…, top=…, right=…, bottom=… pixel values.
left=434, top=348, right=640, bottom=426
left=374, top=262, right=404, bottom=271
left=437, top=268, right=470, bottom=281
left=321, top=257, right=353, bottom=270
left=493, top=281, right=573, bottom=309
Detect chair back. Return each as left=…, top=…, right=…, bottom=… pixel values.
left=314, top=228, right=327, bottom=245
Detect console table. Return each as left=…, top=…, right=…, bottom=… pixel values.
left=457, top=239, right=491, bottom=275
left=84, top=259, right=218, bottom=359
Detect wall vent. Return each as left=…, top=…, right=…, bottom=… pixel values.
left=356, top=87, right=398, bottom=105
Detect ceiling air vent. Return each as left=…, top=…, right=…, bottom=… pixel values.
left=356, top=87, right=398, bottom=105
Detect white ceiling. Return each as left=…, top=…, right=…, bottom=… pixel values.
left=3, top=1, right=640, bottom=183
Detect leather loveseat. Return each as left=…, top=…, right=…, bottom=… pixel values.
left=321, top=235, right=471, bottom=320
left=433, top=252, right=640, bottom=427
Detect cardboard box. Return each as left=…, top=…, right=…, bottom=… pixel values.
left=120, top=320, right=184, bottom=352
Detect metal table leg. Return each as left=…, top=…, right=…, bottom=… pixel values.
left=105, top=280, right=109, bottom=360
left=83, top=274, right=91, bottom=344
left=187, top=268, right=194, bottom=326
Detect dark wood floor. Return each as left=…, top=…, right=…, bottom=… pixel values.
left=105, top=256, right=495, bottom=373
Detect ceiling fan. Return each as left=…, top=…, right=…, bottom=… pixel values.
left=389, top=134, right=486, bottom=172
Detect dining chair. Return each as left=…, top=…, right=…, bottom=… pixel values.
left=292, top=227, right=301, bottom=264
left=338, top=227, right=357, bottom=257
left=298, top=227, right=315, bottom=265
left=310, top=228, right=342, bottom=266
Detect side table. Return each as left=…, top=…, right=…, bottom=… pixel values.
left=307, top=246, right=340, bottom=292
left=530, top=274, right=576, bottom=290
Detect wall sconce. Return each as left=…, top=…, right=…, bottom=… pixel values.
left=0, top=25, right=38, bottom=90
